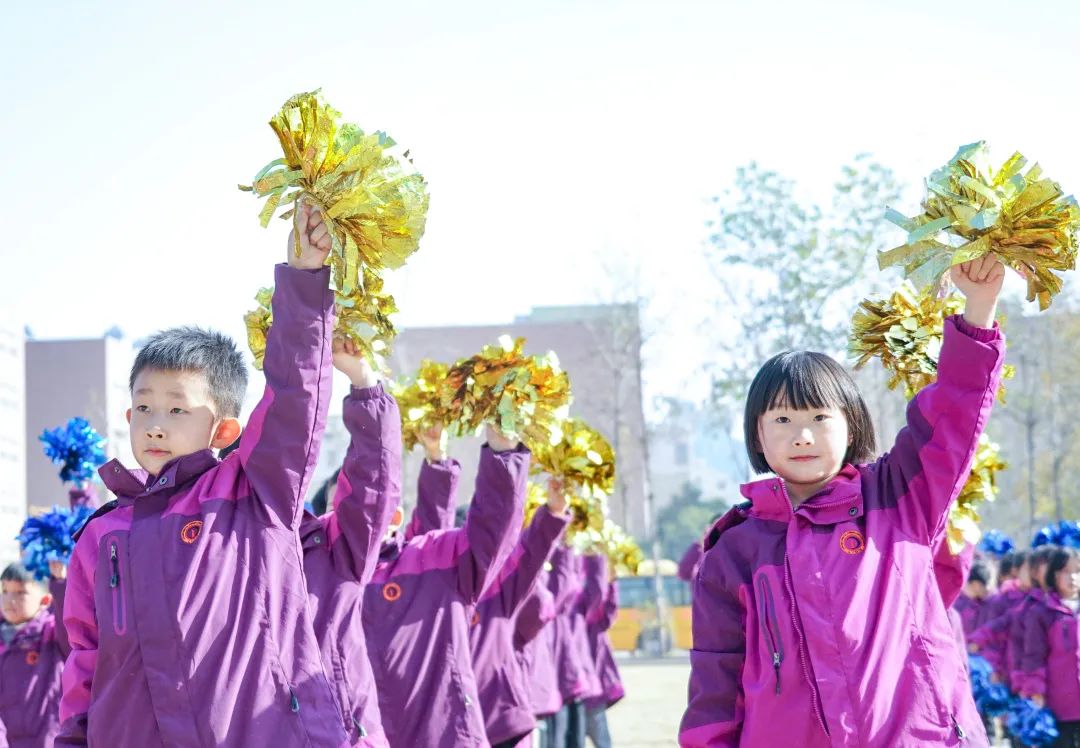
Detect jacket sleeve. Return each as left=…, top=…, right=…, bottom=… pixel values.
left=548, top=545, right=583, bottom=615
left=592, top=581, right=619, bottom=632
left=679, top=546, right=745, bottom=748
left=404, top=458, right=461, bottom=540
left=969, top=607, right=1012, bottom=673
left=1013, top=608, right=1051, bottom=698
left=457, top=444, right=530, bottom=603
left=324, top=384, right=402, bottom=584
left=49, top=577, right=72, bottom=658
left=492, top=506, right=569, bottom=615
left=579, top=553, right=608, bottom=622
left=678, top=542, right=703, bottom=583
left=515, top=581, right=556, bottom=649
left=238, top=263, right=335, bottom=530
left=56, top=537, right=98, bottom=745
left=67, top=485, right=99, bottom=510
left=873, top=316, right=1005, bottom=546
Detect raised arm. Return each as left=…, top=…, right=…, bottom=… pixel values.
left=404, top=459, right=461, bottom=540
left=514, top=577, right=556, bottom=649
left=239, top=206, right=335, bottom=530
left=548, top=545, right=583, bottom=615
left=578, top=553, right=608, bottom=621
left=590, top=580, right=619, bottom=632
left=487, top=504, right=569, bottom=616
left=324, top=380, right=402, bottom=584
left=457, top=432, right=530, bottom=604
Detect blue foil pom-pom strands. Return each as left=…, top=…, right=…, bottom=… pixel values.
left=977, top=529, right=1016, bottom=556
left=1031, top=520, right=1080, bottom=549
left=39, top=417, right=106, bottom=483
left=1006, top=699, right=1059, bottom=748
left=16, top=505, right=94, bottom=581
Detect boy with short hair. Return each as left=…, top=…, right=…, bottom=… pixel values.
left=58, top=204, right=349, bottom=746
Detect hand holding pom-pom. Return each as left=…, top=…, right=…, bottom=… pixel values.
left=486, top=424, right=519, bottom=453
left=950, top=256, right=1005, bottom=329
left=287, top=203, right=333, bottom=270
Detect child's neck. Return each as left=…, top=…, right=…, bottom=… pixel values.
left=782, top=475, right=836, bottom=506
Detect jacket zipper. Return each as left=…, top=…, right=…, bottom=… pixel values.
left=778, top=479, right=830, bottom=737
left=109, top=540, right=126, bottom=636
left=756, top=575, right=784, bottom=694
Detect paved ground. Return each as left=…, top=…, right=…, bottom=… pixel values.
left=606, top=653, right=689, bottom=747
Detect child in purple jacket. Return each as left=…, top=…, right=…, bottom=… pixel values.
left=300, top=341, right=402, bottom=746
left=59, top=204, right=349, bottom=747
left=362, top=425, right=530, bottom=748
left=549, top=546, right=602, bottom=748
left=582, top=554, right=624, bottom=748
left=681, top=256, right=1007, bottom=747
left=0, top=562, right=69, bottom=748
left=954, top=556, right=993, bottom=638
left=1016, top=546, right=1080, bottom=746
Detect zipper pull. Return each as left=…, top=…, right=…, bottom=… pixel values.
left=109, top=545, right=119, bottom=588
left=353, top=718, right=367, bottom=738
left=772, top=652, right=782, bottom=694
left=953, top=718, right=966, bottom=740
left=289, top=688, right=300, bottom=713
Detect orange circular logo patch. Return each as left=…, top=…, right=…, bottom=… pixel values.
left=840, top=530, right=866, bottom=555
left=180, top=521, right=203, bottom=544
left=383, top=583, right=402, bottom=602
left=25, top=651, right=39, bottom=666
left=471, top=611, right=480, bottom=627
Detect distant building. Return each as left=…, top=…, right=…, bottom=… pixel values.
left=25, top=337, right=135, bottom=512
left=0, top=322, right=25, bottom=561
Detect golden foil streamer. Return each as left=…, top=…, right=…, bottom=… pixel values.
left=946, top=435, right=1007, bottom=554
left=243, top=287, right=274, bottom=370
left=439, top=336, right=572, bottom=445
left=390, top=359, right=450, bottom=451
left=528, top=417, right=616, bottom=500
left=880, top=141, right=1080, bottom=310
left=571, top=518, right=644, bottom=577
left=239, top=90, right=428, bottom=361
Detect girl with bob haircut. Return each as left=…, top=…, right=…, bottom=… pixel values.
left=680, top=256, right=1007, bottom=747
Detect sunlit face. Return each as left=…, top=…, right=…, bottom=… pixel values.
left=758, top=403, right=851, bottom=502
left=127, top=368, right=232, bottom=477
left=1016, top=560, right=1033, bottom=590
left=1, top=580, right=49, bottom=625
left=1032, top=561, right=1050, bottom=590
left=1056, top=557, right=1080, bottom=600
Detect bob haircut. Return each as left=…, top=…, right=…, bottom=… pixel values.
left=1044, top=546, right=1079, bottom=593
left=744, top=350, right=876, bottom=475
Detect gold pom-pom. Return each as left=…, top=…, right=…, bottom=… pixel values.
left=390, top=359, right=450, bottom=451
left=524, top=482, right=602, bottom=538
left=243, top=287, right=274, bottom=370
left=850, top=283, right=1015, bottom=401
left=570, top=519, right=644, bottom=576
left=528, top=418, right=616, bottom=500
left=880, top=141, right=1080, bottom=310
left=239, top=90, right=428, bottom=362
left=946, top=434, right=1007, bottom=554
left=439, top=335, right=572, bottom=444
left=850, top=284, right=964, bottom=398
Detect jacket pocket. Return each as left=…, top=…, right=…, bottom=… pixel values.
left=108, top=538, right=127, bottom=636
left=756, top=574, right=785, bottom=694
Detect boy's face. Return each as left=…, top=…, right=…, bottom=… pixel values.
left=128, top=368, right=235, bottom=477
left=966, top=580, right=988, bottom=599
left=1, top=580, right=49, bottom=625
left=758, top=404, right=851, bottom=498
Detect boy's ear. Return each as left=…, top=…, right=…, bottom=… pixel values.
left=125, top=408, right=132, bottom=425
left=390, top=506, right=404, bottom=528
left=211, top=418, right=243, bottom=450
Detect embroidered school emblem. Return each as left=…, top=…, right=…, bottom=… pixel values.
left=383, top=583, right=402, bottom=602
left=840, top=530, right=866, bottom=555
left=180, top=521, right=203, bottom=544
left=25, top=651, right=39, bottom=666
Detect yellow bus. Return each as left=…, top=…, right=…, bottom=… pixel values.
left=609, top=560, right=693, bottom=654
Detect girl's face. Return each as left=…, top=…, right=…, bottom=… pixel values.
left=1016, top=561, right=1033, bottom=590
left=1, top=580, right=49, bottom=625
left=1056, top=557, right=1080, bottom=600
left=758, top=404, right=851, bottom=503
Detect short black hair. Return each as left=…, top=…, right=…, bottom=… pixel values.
left=310, top=468, right=341, bottom=517
left=1045, top=546, right=1079, bottom=593
left=130, top=327, right=248, bottom=418
left=1000, top=550, right=1030, bottom=579
left=744, top=351, right=877, bottom=474
left=2, top=562, right=40, bottom=586
left=968, top=558, right=992, bottom=587
left=455, top=505, right=468, bottom=529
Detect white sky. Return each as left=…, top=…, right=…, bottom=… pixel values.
left=2, top=0, right=1078, bottom=410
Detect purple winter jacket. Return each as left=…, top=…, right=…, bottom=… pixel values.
left=582, top=560, right=625, bottom=711
left=469, top=506, right=569, bottom=743
left=679, top=541, right=704, bottom=584
left=969, top=582, right=1030, bottom=677
left=67, top=487, right=99, bottom=511
left=680, top=316, right=1003, bottom=748
left=404, top=458, right=461, bottom=541
left=1015, top=593, right=1080, bottom=720
left=550, top=549, right=602, bottom=703
left=362, top=444, right=530, bottom=748
left=953, top=595, right=986, bottom=640
left=0, top=579, right=69, bottom=748
left=58, top=264, right=348, bottom=747
left=300, top=384, right=402, bottom=746
left=515, top=573, right=561, bottom=717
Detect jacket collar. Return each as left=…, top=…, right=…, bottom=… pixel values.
left=299, top=510, right=326, bottom=551
left=1044, top=592, right=1079, bottom=617
left=740, top=464, right=863, bottom=525
left=99, top=449, right=218, bottom=504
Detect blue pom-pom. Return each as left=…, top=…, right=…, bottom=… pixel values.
left=1032, top=521, right=1080, bottom=549
left=977, top=683, right=1012, bottom=717
left=978, top=530, right=1015, bottom=556
left=39, top=417, right=106, bottom=483
left=1006, top=698, right=1059, bottom=748
left=16, top=505, right=95, bottom=581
